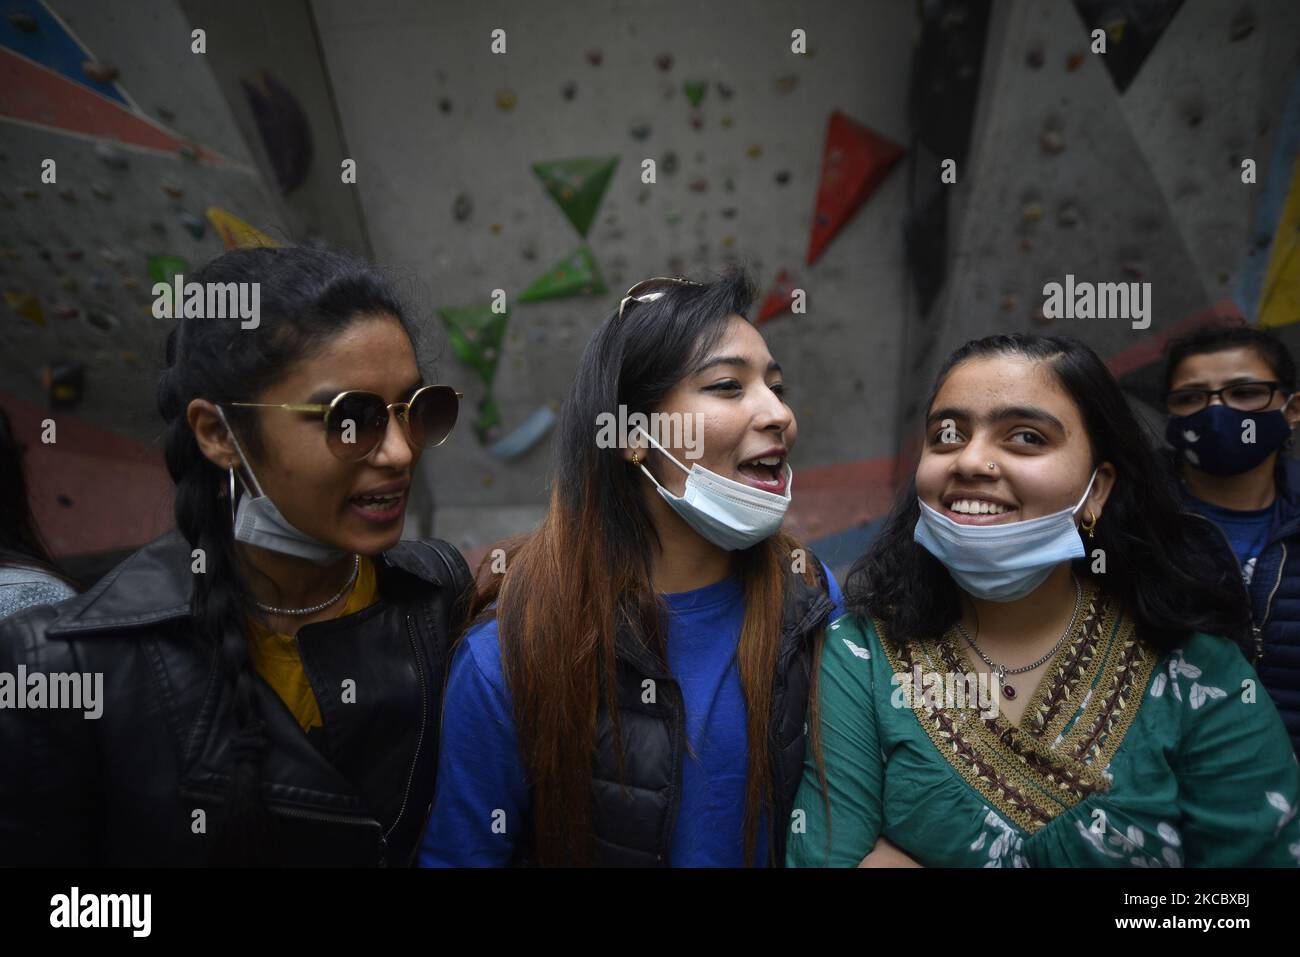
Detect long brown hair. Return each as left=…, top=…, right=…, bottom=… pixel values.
left=469, top=271, right=817, bottom=866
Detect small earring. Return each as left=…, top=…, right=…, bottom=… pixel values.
left=1081, top=510, right=1098, bottom=539
left=631, top=451, right=641, bottom=466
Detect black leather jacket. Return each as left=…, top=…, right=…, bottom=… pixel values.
left=0, top=530, right=471, bottom=866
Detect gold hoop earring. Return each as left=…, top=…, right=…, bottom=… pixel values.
left=1081, top=510, right=1098, bottom=539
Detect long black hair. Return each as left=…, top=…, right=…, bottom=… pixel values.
left=154, top=243, right=417, bottom=864
left=474, top=269, right=819, bottom=866
left=0, top=407, right=77, bottom=587
left=845, top=333, right=1251, bottom=652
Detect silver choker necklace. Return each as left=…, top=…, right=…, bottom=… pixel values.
left=253, top=555, right=360, bottom=617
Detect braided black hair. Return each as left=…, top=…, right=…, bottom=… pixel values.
left=153, top=244, right=417, bottom=863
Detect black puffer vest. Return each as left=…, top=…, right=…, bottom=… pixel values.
left=516, top=561, right=835, bottom=866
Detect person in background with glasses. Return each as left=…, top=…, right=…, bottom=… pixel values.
left=420, top=270, right=843, bottom=867
left=0, top=245, right=473, bottom=865
left=1164, top=321, right=1300, bottom=754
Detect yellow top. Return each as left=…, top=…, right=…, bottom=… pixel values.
left=247, top=556, right=378, bottom=733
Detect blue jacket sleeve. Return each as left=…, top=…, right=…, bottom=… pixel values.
left=419, top=619, right=530, bottom=866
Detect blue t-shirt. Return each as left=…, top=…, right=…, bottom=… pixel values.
left=419, top=561, right=845, bottom=867
left=1187, top=496, right=1277, bottom=586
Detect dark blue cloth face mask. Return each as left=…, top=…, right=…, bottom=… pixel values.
left=1166, top=398, right=1294, bottom=476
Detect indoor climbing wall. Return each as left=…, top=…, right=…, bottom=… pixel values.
left=0, top=0, right=372, bottom=564
left=904, top=0, right=1300, bottom=446
left=310, top=0, right=917, bottom=564
left=5, top=0, right=1300, bottom=579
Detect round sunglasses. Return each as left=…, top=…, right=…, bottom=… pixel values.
left=231, top=384, right=462, bottom=462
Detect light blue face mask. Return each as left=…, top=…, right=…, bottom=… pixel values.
left=912, top=468, right=1099, bottom=602
left=215, top=406, right=349, bottom=566
left=635, top=427, right=793, bottom=551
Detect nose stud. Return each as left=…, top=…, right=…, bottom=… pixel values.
left=987, top=461, right=997, bottom=471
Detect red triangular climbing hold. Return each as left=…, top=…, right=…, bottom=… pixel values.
left=805, top=111, right=905, bottom=266
left=756, top=269, right=798, bottom=324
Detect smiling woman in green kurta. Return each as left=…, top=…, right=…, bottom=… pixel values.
left=790, top=333, right=1300, bottom=868
left=789, top=580, right=1300, bottom=867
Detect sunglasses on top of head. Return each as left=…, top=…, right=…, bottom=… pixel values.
left=231, top=384, right=462, bottom=462
left=617, top=276, right=704, bottom=321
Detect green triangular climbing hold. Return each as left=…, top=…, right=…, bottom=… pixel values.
left=531, top=156, right=619, bottom=237
left=438, top=303, right=509, bottom=385
left=518, top=244, right=606, bottom=303
left=684, top=79, right=707, bottom=108
left=148, top=255, right=189, bottom=285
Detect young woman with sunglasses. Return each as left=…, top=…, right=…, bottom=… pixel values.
left=788, top=334, right=1300, bottom=867
left=420, top=271, right=843, bottom=867
left=0, top=245, right=472, bottom=866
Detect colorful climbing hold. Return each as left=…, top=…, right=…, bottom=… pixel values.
left=439, top=304, right=508, bottom=386
left=95, top=142, right=129, bottom=169
left=5, top=291, right=45, bottom=326
left=453, top=193, right=473, bottom=222
left=206, top=206, right=280, bottom=249
left=1039, top=129, right=1065, bottom=154
left=6, top=11, right=38, bottom=31
left=518, top=244, right=606, bottom=302
left=532, top=156, right=619, bottom=237
left=756, top=269, right=798, bottom=324
left=180, top=213, right=206, bottom=239
left=805, top=110, right=906, bottom=265
left=82, top=60, right=119, bottom=84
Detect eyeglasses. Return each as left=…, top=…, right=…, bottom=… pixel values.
left=231, top=385, right=462, bottom=462
left=617, top=277, right=704, bottom=322
left=1165, top=380, right=1288, bottom=415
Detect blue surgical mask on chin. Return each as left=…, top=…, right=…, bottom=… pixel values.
left=912, top=468, right=1099, bottom=602
left=634, top=426, right=792, bottom=551
left=215, top=405, right=349, bottom=566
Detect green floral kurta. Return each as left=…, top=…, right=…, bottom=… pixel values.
left=788, top=585, right=1300, bottom=867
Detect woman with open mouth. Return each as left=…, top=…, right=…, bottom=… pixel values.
left=421, top=270, right=844, bottom=866
left=789, top=333, right=1300, bottom=867
left=0, top=245, right=472, bottom=866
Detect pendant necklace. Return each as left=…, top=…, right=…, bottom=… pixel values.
left=954, top=574, right=1083, bottom=700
